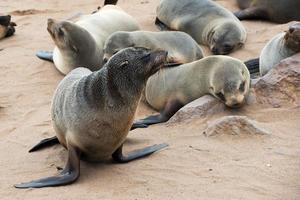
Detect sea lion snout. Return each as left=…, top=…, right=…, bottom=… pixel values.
left=47, top=18, right=57, bottom=35
left=225, top=94, right=245, bottom=108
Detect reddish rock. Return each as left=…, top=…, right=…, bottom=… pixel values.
left=203, top=116, right=269, bottom=137
left=168, top=95, right=224, bottom=123
left=252, top=53, right=300, bottom=107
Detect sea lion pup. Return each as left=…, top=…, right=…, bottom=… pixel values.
left=36, top=5, right=140, bottom=75
left=155, top=0, right=247, bottom=55
left=259, top=22, right=300, bottom=76
left=103, top=31, right=204, bottom=64
left=15, top=47, right=169, bottom=188
left=0, top=15, right=16, bottom=39
left=235, top=0, right=300, bottom=23
left=133, top=56, right=250, bottom=127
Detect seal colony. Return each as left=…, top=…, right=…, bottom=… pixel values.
left=133, top=56, right=250, bottom=127
left=235, top=0, right=300, bottom=23
left=156, top=0, right=247, bottom=55
left=15, top=47, right=169, bottom=188
left=11, top=0, right=300, bottom=191
left=103, top=31, right=204, bottom=65
left=0, top=15, right=16, bottom=39
left=36, top=5, right=140, bottom=75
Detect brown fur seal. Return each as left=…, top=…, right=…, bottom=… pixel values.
left=235, top=0, right=300, bottom=23
left=103, top=31, right=204, bottom=64
left=36, top=5, right=140, bottom=75
left=133, top=56, right=250, bottom=126
left=259, top=22, right=300, bottom=76
left=156, top=0, right=247, bottom=55
left=15, top=47, right=169, bottom=188
left=0, top=15, right=16, bottom=39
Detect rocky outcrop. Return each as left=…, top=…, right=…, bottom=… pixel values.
left=203, top=116, right=269, bottom=137
left=168, top=95, right=224, bottom=123
left=251, top=53, right=300, bottom=107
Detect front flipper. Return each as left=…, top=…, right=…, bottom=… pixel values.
left=36, top=50, right=53, bottom=62
left=15, top=145, right=81, bottom=188
left=28, top=136, right=59, bottom=153
left=133, top=99, right=184, bottom=127
left=112, top=143, right=168, bottom=163
left=155, top=17, right=172, bottom=31
left=130, top=123, right=148, bottom=131
left=244, top=58, right=259, bottom=74
left=234, top=7, right=269, bottom=21
left=133, top=114, right=169, bottom=126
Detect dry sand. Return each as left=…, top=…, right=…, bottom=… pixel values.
left=1, top=0, right=300, bottom=199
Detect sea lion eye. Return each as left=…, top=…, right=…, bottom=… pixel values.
left=141, top=53, right=151, bottom=61
left=239, top=81, right=245, bottom=92
left=216, top=92, right=225, bottom=101
left=223, top=44, right=233, bottom=50
left=58, top=27, right=64, bottom=36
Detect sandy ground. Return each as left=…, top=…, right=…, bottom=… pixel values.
left=1, top=0, right=300, bottom=199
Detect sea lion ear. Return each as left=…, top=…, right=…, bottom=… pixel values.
left=71, top=44, right=78, bottom=52
left=209, top=86, right=214, bottom=93
left=238, top=42, right=244, bottom=47
left=120, top=60, right=129, bottom=67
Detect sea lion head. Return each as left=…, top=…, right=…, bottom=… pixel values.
left=0, top=15, right=16, bottom=39
left=209, top=57, right=250, bottom=108
left=284, top=22, right=300, bottom=52
left=103, top=31, right=134, bottom=63
left=47, top=18, right=95, bottom=53
left=106, top=47, right=168, bottom=84
left=210, top=21, right=245, bottom=55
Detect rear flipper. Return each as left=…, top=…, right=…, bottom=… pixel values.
left=29, top=136, right=59, bottom=153
left=36, top=50, right=53, bottom=62
left=15, top=145, right=81, bottom=188
left=244, top=58, right=259, bottom=74
left=133, top=100, right=184, bottom=128
left=104, top=0, right=118, bottom=5
left=155, top=17, right=172, bottom=31
left=234, top=7, right=269, bottom=21
left=112, top=143, right=168, bottom=163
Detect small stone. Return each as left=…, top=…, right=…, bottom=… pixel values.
left=203, top=116, right=269, bottom=137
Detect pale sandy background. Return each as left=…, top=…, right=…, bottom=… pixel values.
left=0, top=0, right=300, bottom=199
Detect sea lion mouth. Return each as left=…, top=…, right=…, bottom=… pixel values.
left=225, top=98, right=245, bottom=108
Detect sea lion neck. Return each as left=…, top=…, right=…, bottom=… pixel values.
left=85, top=65, right=145, bottom=109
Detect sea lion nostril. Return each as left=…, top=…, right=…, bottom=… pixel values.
left=289, top=27, right=295, bottom=34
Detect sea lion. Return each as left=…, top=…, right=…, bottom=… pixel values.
left=155, top=0, right=247, bottom=55
left=259, top=22, right=300, bottom=76
left=133, top=56, right=250, bottom=126
left=37, top=5, right=140, bottom=75
left=235, top=0, right=300, bottom=23
left=15, top=47, right=169, bottom=188
left=0, top=15, right=16, bottom=39
left=103, top=31, right=204, bottom=64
